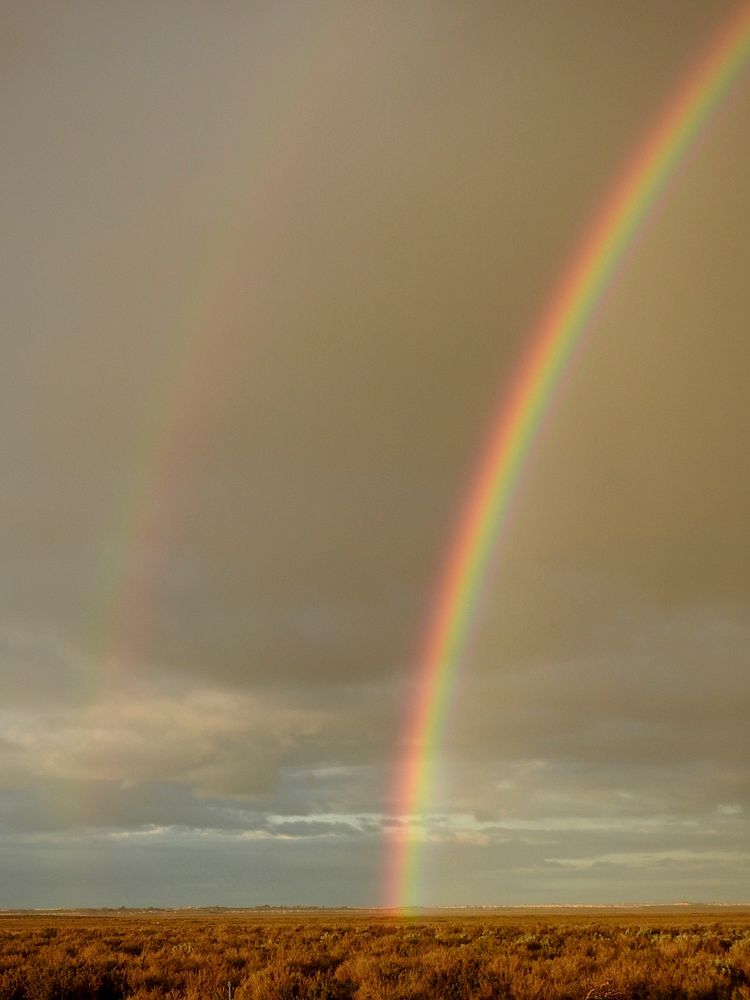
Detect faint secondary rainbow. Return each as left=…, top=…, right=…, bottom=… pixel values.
left=386, top=1, right=750, bottom=910
left=84, top=7, right=366, bottom=690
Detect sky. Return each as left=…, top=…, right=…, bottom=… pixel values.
left=1, top=0, right=749, bottom=908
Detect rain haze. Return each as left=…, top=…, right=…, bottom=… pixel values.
left=1, top=0, right=749, bottom=907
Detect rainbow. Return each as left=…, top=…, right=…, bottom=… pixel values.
left=386, top=1, right=750, bottom=910
left=87, top=8, right=353, bottom=684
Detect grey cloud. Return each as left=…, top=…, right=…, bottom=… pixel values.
left=443, top=595, right=750, bottom=770
left=263, top=819, right=365, bottom=839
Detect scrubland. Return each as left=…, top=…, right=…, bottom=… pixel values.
left=2, top=909, right=750, bottom=1000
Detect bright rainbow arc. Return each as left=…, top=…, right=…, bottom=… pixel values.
left=387, top=1, right=750, bottom=911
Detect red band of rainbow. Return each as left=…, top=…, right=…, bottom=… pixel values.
left=386, top=1, right=750, bottom=911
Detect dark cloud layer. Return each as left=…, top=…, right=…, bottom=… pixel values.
left=1, top=0, right=749, bottom=905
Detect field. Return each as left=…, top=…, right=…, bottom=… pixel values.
left=2, top=908, right=750, bottom=1000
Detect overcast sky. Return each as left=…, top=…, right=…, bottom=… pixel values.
left=2, top=0, right=749, bottom=908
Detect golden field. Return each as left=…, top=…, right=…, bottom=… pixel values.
left=2, top=908, right=750, bottom=999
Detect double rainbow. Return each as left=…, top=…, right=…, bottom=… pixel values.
left=387, top=1, right=750, bottom=910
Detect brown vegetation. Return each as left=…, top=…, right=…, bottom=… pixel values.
left=2, top=909, right=750, bottom=1000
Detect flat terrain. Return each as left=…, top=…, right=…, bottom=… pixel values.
left=2, top=908, right=750, bottom=999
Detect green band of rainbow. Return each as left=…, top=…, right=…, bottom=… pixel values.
left=386, top=0, right=750, bottom=911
